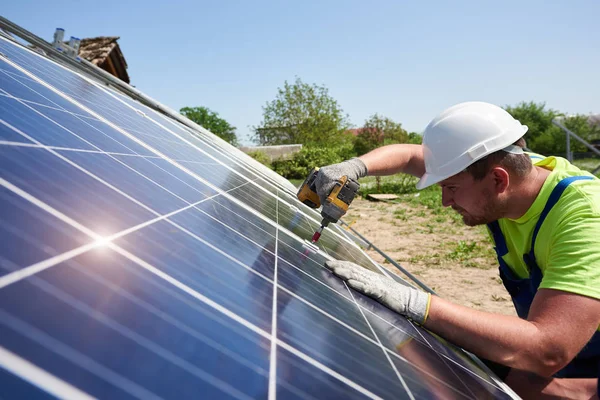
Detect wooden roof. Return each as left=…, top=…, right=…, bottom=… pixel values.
left=78, top=36, right=130, bottom=83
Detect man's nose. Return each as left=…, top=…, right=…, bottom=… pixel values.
left=441, top=187, right=454, bottom=208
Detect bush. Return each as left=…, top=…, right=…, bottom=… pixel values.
left=271, top=145, right=357, bottom=179
left=247, top=150, right=271, bottom=167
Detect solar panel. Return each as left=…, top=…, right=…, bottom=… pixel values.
left=0, top=29, right=517, bottom=399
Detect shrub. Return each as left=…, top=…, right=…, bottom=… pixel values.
left=247, top=150, right=271, bottom=167
left=271, top=145, right=357, bottom=179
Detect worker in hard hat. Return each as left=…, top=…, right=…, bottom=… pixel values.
left=317, top=102, right=600, bottom=399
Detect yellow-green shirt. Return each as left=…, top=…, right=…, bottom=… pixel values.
left=496, top=156, right=600, bottom=303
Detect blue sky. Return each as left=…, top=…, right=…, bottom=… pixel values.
left=4, top=1, right=599, bottom=145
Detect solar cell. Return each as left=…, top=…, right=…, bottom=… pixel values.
left=0, top=30, right=517, bottom=399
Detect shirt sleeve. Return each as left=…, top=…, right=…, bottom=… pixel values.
left=540, top=204, right=600, bottom=300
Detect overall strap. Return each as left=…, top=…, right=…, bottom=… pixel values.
left=488, top=221, right=508, bottom=255
left=526, top=176, right=594, bottom=268
left=487, top=221, right=518, bottom=280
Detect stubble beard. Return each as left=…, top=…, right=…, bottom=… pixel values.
left=457, top=190, right=505, bottom=227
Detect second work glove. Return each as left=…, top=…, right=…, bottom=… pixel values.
left=325, top=260, right=431, bottom=325
left=315, top=158, right=368, bottom=205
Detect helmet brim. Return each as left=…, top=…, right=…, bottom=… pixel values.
left=416, top=172, right=447, bottom=190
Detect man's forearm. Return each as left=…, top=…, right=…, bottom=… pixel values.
left=358, top=144, right=425, bottom=177
left=425, top=296, right=555, bottom=376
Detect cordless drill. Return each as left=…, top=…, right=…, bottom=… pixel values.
left=296, top=167, right=360, bottom=243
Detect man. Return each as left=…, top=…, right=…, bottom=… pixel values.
left=317, top=101, right=600, bottom=399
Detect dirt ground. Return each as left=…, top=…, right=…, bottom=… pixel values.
left=344, top=197, right=516, bottom=316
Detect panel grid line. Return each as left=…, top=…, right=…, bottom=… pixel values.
left=139, top=93, right=298, bottom=194
left=411, top=326, right=477, bottom=398
left=1, top=69, right=233, bottom=199
left=346, top=285, right=416, bottom=400
left=0, top=87, right=99, bottom=122
left=276, top=341, right=383, bottom=400
left=106, top=244, right=382, bottom=399
left=268, top=190, right=280, bottom=399
left=0, top=176, right=251, bottom=289
left=0, top=91, right=221, bottom=203
left=411, top=327, right=506, bottom=392
left=2, top=107, right=269, bottom=245
left=0, top=139, right=162, bottom=159
left=13, top=266, right=254, bottom=400
left=0, top=346, right=95, bottom=400
left=104, top=84, right=299, bottom=195
left=0, top=311, right=163, bottom=400
left=276, top=284, right=473, bottom=397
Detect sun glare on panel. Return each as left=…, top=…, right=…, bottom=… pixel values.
left=93, top=236, right=111, bottom=248
left=92, top=228, right=114, bottom=249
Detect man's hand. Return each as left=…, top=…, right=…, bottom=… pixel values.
left=315, top=159, right=367, bottom=205
left=325, top=260, right=431, bottom=324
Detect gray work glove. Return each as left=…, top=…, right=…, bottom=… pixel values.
left=325, top=260, right=431, bottom=325
left=315, top=158, right=368, bottom=205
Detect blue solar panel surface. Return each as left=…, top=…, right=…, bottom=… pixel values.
left=0, top=35, right=516, bottom=399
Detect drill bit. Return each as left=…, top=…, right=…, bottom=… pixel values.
left=311, top=225, right=324, bottom=243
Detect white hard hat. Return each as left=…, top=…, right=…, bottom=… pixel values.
left=416, top=101, right=528, bottom=190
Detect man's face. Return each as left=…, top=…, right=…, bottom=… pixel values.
left=438, top=172, right=506, bottom=226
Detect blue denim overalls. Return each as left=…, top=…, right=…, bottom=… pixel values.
left=487, top=175, right=600, bottom=381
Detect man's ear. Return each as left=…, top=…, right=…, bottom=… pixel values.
left=490, top=167, right=510, bottom=194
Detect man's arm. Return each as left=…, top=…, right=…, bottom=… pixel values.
left=326, top=260, right=600, bottom=377
left=314, top=144, right=425, bottom=204
left=425, top=288, right=600, bottom=377
left=358, top=144, right=425, bottom=177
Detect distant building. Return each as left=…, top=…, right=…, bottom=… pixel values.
left=239, top=144, right=303, bottom=162
left=78, top=37, right=129, bottom=83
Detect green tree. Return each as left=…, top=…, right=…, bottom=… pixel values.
left=180, top=106, right=238, bottom=146
left=504, top=102, right=559, bottom=154
left=354, top=114, right=408, bottom=156
left=505, top=102, right=598, bottom=155
left=407, top=131, right=422, bottom=144
left=252, top=77, right=351, bottom=146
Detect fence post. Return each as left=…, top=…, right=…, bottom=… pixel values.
left=566, top=129, right=572, bottom=162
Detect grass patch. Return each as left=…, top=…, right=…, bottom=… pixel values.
left=409, top=253, right=442, bottom=267
left=573, top=157, right=600, bottom=176
left=358, top=174, right=420, bottom=197
left=447, top=240, right=478, bottom=260
left=444, top=240, right=494, bottom=269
